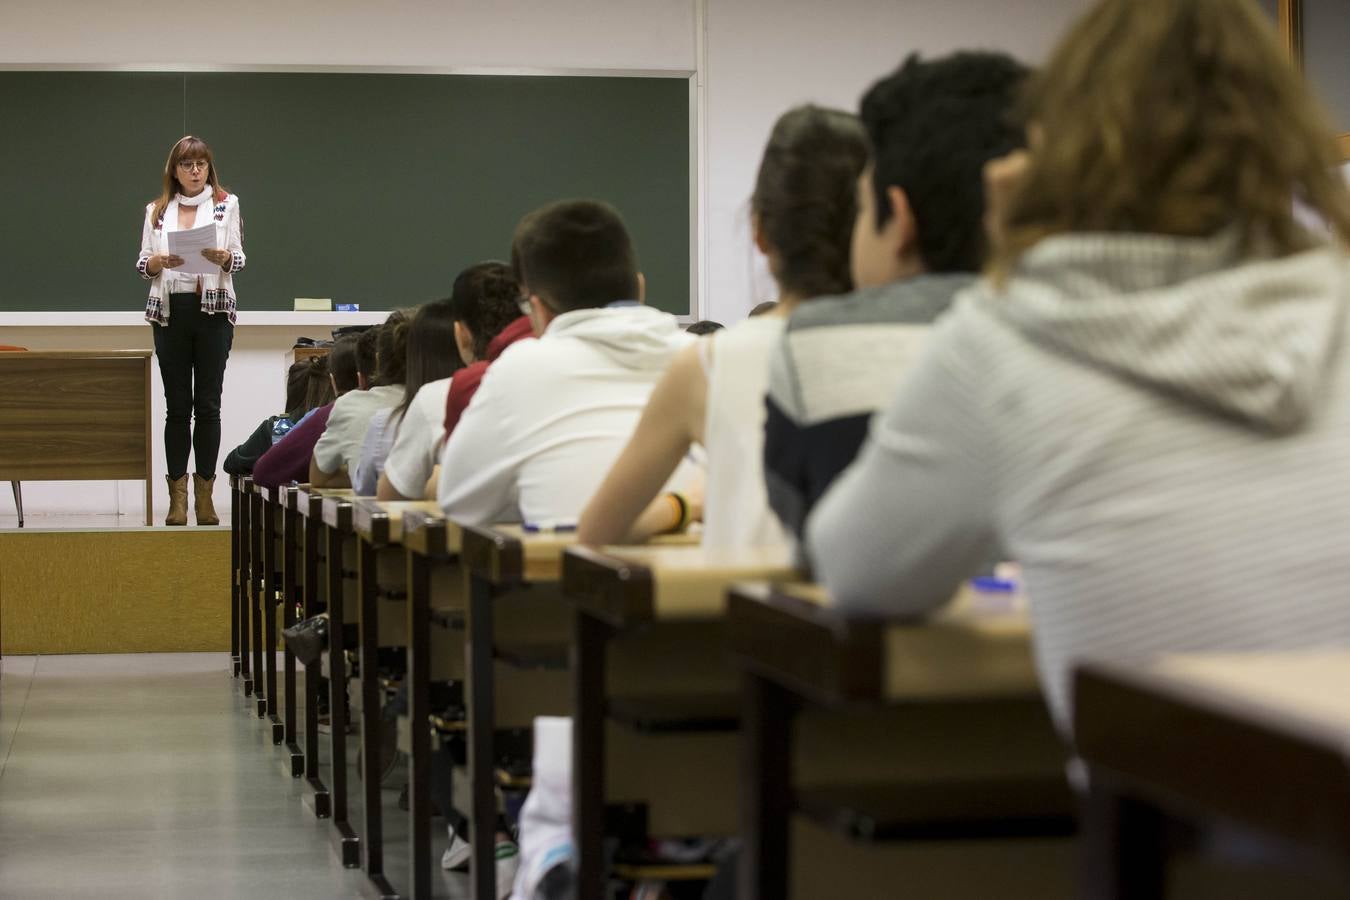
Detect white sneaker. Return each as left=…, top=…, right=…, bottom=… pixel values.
left=441, top=829, right=472, bottom=871
left=495, top=840, right=520, bottom=900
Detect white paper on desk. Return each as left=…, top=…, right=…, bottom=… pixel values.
left=165, top=222, right=221, bottom=276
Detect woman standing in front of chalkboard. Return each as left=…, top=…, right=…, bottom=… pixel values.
left=136, top=135, right=245, bottom=526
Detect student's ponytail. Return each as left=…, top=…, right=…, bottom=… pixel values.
left=751, top=105, right=869, bottom=299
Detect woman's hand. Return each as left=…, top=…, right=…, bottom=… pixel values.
left=201, top=248, right=231, bottom=268
left=146, top=252, right=185, bottom=275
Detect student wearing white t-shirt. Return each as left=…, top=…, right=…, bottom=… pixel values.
left=378, top=262, right=521, bottom=500
left=310, top=311, right=407, bottom=488
left=438, top=200, right=696, bottom=528
left=353, top=301, right=462, bottom=495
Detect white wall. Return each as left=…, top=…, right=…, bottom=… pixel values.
left=1, top=0, right=1090, bottom=518
left=702, top=0, right=1092, bottom=322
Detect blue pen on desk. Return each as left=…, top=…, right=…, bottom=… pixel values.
left=522, top=522, right=577, bottom=534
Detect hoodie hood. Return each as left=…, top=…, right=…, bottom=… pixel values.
left=991, top=230, right=1350, bottom=433
left=543, top=304, right=691, bottom=370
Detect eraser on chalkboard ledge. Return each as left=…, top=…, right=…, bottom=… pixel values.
left=294, top=297, right=332, bottom=311
left=335, top=303, right=360, bottom=312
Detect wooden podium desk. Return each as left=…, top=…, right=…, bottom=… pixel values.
left=0, top=349, right=153, bottom=525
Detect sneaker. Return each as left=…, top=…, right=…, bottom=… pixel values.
left=495, top=840, right=520, bottom=900
left=441, top=829, right=471, bottom=871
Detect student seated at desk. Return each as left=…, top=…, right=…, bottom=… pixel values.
left=252, top=333, right=365, bottom=488
left=438, top=199, right=696, bottom=526
left=222, top=355, right=333, bottom=476
left=353, top=300, right=462, bottom=495
left=376, top=261, right=528, bottom=500
left=807, top=0, right=1350, bottom=731
left=309, top=311, right=407, bottom=489
left=579, top=105, right=867, bottom=547
left=763, top=51, right=1028, bottom=544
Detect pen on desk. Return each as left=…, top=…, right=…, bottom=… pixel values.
left=522, top=522, right=577, bottom=533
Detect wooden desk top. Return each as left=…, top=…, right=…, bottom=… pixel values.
left=461, top=524, right=701, bottom=588
left=563, top=543, right=798, bottom=627
left=319, top=490, right=356, bottom=530
left=0, top=349, right=153, bottom=360
left=262, top=482, right=297, bottom=506
left=1075, top=651, right=1350, bottom=862
left=729, top=582, right=1037, bottom=706
left=351, top=498, right=441, bottom=546
left=401, top=508, right=463, bottom=558
left=460, top=523, right=578, bottom=585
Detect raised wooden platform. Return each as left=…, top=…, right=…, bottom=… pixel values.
left=0, top=526, right=229, bottom=654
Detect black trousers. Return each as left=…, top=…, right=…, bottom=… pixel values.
left=152, top=293, right=233, bottom=480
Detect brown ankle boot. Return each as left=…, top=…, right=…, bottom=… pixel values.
left=165, top=475, right=189, bottom=526
left=194, top=474, right=220, bottom=526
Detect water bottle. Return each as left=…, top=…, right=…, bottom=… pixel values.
left=270, top=415, right=295, bottom=445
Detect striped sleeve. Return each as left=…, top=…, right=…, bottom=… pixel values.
left=807, top=311, right=998, bottom=616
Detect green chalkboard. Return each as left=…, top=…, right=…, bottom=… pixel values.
left=0, top=71, right=691, bottom=314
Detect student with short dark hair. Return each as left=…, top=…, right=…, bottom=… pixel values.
left=440, top=262, right=535, bottom=440
left=438, top=200, right=694, bottom=527
left=763, top=51, right=1029, bottom=544
left=809, top=0, right=1350, bottom=731
left=685, top=319, right=724, bottom=335
left=580, top=105, right=867, bottom=547
left=310, top=311, right=406, bottom=488
left=253, top=334, right=365, bottom=489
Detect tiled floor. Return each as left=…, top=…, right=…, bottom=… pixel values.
left=0, top=654, right=464, bottom=899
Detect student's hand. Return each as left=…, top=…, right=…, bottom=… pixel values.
left=201, top=248, right=230, bottom=268
left=684, top=479, right=704, bottom=525
left=983, top=150, right=1031, bottom=256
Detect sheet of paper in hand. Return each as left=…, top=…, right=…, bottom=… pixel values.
left=166, top=221, right=220, bottom=276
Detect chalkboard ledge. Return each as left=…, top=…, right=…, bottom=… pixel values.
left=0, top=311, right=390, bottom=328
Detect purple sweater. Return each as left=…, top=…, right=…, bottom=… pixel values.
left=252, top=402, right=333, bottom=488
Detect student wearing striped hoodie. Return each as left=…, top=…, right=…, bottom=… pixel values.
left=808, top=0, right=1350, bottom=731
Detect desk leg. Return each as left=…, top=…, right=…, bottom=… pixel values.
left=231, top=486, right=240, bottom=678
left=574, top=611, right=613, bottom=900
left=1079, top=777, right=1168, bottom=900
left=239, top=490, right=253, bottom=697
left=327, top=526, right=361, bottom=868
left=282, top=506, right=304, bottom=775
left=740, top=672, right=794, bottom=900
left=467, top=573, right=497, bottom=900
left=357, top=540, right=397, bottom=898
left=304, top=516, right=330, bottom=818
left=251, top=492, right=266, bottom=718
left=264, top=503, right=282, bottom=740
left=407, top=550, right=433, bottom=900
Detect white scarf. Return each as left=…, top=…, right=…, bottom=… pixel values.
left=175, top=185, right=214, bottom=207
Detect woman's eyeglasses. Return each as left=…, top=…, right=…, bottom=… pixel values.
left=176, top=160, right=210, bottom=172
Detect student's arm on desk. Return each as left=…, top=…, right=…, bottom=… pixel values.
left=579, top=344, right=705, bottom=545
left=806, top=323, right=996, bottom=616
left=309, top=455, right=351, bottom=488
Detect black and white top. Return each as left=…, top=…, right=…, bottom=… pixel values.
left=136, top=190, right=245, bottom=325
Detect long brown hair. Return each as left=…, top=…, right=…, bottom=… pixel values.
left=393, top=301, right=464, bottom=433
left=751, top=104, right=868, bottom=299
left=150, top=135, right=227, bottom=227
left=994, top=0, right=1350, bottom=276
